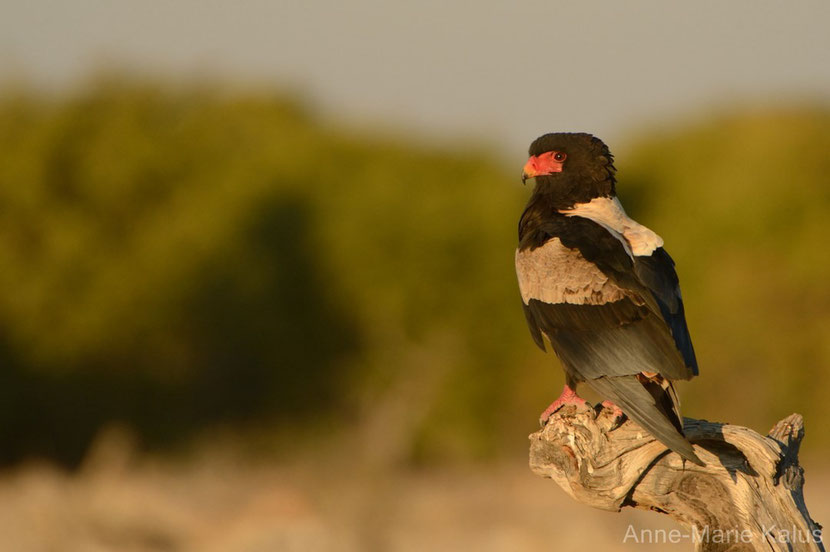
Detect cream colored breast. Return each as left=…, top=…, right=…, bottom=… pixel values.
left=515, top=238, right=627, bottom=306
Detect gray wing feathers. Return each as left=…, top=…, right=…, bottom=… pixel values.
left=587, top=375, right=703, bottom=465
left=546, top=305, right=692, bottom=381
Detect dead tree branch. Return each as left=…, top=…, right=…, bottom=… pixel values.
left=529, top=403, right=824, bottom=551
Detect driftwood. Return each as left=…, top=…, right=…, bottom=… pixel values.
left=529, top=402, right=824, bottom=551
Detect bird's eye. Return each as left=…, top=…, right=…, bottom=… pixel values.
left=553, top=152, right=566, bottom=162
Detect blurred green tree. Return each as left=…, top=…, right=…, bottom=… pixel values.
left=0, top=79, right=529, bottom=466
left=0, top=80, right=827, bottom=466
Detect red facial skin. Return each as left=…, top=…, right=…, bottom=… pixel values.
left=522, top=151, right=566, bottom=180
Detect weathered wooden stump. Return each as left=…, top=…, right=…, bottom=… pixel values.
left=529, top=402, right=824, bottom=551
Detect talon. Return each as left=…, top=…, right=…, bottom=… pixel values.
left=600, top=400, right=626, bottom=428
left=539, top=384, right=587, bottom=426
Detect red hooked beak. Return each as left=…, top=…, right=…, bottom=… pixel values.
left=521, top=152, right=565, bottom=183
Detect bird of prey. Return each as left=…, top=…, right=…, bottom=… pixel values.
left=515, top=132, right=703, bottom=465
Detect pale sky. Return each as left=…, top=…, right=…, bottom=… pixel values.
left=2, top=1, right=829, bottom=157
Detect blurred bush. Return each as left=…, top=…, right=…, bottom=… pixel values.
left=0, top=80, right=827, bottom=466
left=0, top=79, right=530, bottom=466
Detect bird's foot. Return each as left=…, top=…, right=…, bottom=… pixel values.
left=539, top=385, right=587, bottom=426
left=599, top=400, right=627, bottom=429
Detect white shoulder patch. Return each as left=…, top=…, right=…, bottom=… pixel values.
left=559, top=196, right=664, bottom=257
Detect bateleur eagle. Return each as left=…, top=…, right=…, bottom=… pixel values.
left=516, top=132, right=703, bottom=466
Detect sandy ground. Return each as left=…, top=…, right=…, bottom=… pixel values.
left=0, top=433, right=827, bottom=552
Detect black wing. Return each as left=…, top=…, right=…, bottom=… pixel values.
left=519, top=216, right=697, bottom=380
left=634, top=247, right=698, bottom=375
left=517, top=217, right=703, bottom=464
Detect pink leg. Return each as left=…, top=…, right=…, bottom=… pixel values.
left=539, top=384, right=587, bottom=425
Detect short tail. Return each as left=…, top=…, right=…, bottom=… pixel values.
left=587, top=375, right=704, bottom=466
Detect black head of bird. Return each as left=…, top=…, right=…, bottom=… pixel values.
left=522, top=132, right=617, bottom=209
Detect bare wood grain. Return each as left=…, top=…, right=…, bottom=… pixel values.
left=529, top=403, right=824, bottom=551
